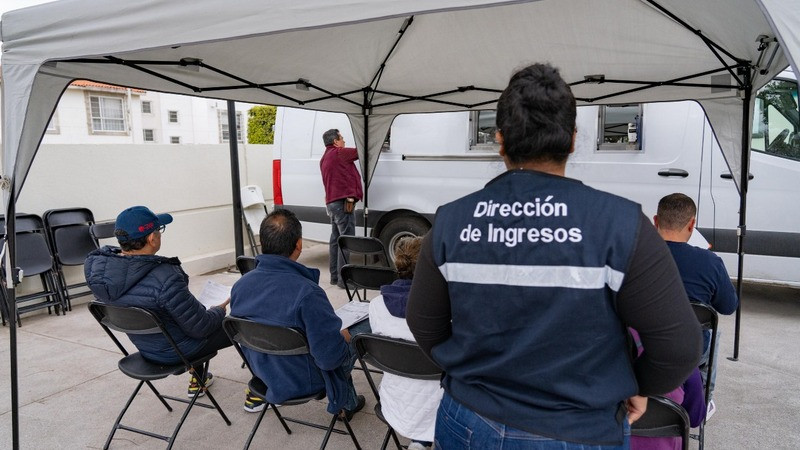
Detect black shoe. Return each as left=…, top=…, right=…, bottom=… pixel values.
left=339, top=395, right=365, bottom=422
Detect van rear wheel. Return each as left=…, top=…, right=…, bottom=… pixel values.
left=378, top=216, right=431, bottom=261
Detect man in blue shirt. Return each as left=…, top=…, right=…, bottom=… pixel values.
left=654, top=192, right=738, bottom=405
left=230, top=209, right=365, bottom=418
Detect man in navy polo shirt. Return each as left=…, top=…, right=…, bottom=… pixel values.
left=654, top=193, right=738, bottom=407
left=319, top=128, right=363, bottom=288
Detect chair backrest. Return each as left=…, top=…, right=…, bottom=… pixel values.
left=223, top=316, right=310, bottom=356
left=89, top=301, right=192, bottom=366
left=52, top=225, right=97, bottom=265
left=43, top=208, right=94, bottom=228
left=241, top=185, right=267, bottom=209
left=90, top=221, right=117, bottom=242
left=236, top=256, right=257, bottom=274
left=690, top=302, right=719, bottom=407
left=338, top=235, right=391, bottom=267
left=352, top=333, right=441, bottom=380
left=16, top=232, right=56, bottom=276
left=0, top=213, right=46, bottom=235
left=631, top=396, right=690, bottom=450
left=340, top=265, right=398, bottom=291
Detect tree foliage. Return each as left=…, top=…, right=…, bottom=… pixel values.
left=247, top=105, right=276, bottom=144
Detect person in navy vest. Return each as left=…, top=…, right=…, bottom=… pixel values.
left=654, top=192, right=738, bottom=409
left=320, top=128, right=363, bottom=288
left=406, top=64, right=703, bottom=449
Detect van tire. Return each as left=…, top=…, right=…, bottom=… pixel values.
left=378, top=216, right=431, bottom=261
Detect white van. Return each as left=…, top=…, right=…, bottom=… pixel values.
left=273, top=71, right=800, bottom=285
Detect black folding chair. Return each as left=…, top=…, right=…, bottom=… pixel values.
left=691, top=302, right=719, bottom=450
left=352, top=333, right=442, bottom=450
left=90, top=220, right=117, bottom=245
left=0, top=214, right=67, bottom=324
left=223, top=316, right=361, bottom=450
left=338, top=235, right=392, bottom=268
left=43, top=208, right=97, bottom=310
left=340, top=264, right=398, bottom=302
left=631, top=395, right=691, bottom=450
left=236, top=256, right=257, bottom=275
left=89, top=301, right=231, bottom=449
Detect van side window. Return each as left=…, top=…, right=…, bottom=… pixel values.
left=597, top=105, right=643, bottom=151
left=752, top=79, right=800, bottom=161
left=469, top=110, right=499, bottom=150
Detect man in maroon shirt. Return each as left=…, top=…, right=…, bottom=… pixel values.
left=319, top=128, right=363, bottom=287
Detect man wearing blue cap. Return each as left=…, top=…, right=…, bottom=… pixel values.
left=85, top=206, right=231, bottom=398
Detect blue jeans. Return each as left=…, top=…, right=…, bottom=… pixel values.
left=435, top=392, right=630, bottom=450
left=699, top=329, right=721, bottom=400
left=326, top=199, right=356, bottom=284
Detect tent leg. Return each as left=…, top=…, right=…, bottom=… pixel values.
left=4, top=184, right=21, bottom=450
left=362, top=93, right=370, bottom=237
left=227, top=100, right=245, bottom=259
left=730, top=68, right=752, bottom=362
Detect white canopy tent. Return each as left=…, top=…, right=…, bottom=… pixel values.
left=2, top=0, right=799, bottom=447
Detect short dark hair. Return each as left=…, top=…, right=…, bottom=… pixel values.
left=323, top=129, right=340, bottom=147
left=115, top=230, right=149, bottom=252
left=260, top=209, right=302, bottom=257
left=495, top=63, right=577, bottom=165
left=657, top=193, right=697, bottom=230
left=394, top=236, right=423, bottom=279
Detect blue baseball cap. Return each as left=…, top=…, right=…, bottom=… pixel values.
left=114, top=206, right=173, bottom=242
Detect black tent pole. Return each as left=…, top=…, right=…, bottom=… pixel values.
left=362, top=90, right=370, bottom=236
left=6, top=181, right=21, bottom=450
left=730, top=67, right=753, bottom=361
left=227, top=100, right=245, bottom=258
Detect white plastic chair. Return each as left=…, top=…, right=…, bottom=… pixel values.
left=241, top=185, right=269, bottom=256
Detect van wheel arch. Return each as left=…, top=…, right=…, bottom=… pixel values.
left=374, top=212, right=431, bottom=261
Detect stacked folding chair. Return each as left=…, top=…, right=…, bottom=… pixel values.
left=43, top=208, right=98, bottom=310
left=241, top=185, right=270, bottom=256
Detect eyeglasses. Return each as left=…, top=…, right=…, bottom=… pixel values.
left=157, top=224, right=166, bottom=234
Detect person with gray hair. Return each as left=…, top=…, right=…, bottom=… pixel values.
left=320, top=128, right=363, bottom=288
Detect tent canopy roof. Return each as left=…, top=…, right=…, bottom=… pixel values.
left=2, top=0, right=799, bottom=191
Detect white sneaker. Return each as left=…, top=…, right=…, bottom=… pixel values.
left=706, top=399, right=716, bottom=421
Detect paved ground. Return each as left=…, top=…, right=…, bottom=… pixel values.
left=1, top=241, right=799, bottom=449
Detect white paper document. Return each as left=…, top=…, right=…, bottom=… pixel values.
left=197, top=280, right=232, bottom=309
left=335, top=301, right=370, bottom=330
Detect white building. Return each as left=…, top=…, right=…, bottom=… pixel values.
left=34, top=80, right=253, bottom=145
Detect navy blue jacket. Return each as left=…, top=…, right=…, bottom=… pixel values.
left=230, top=254, right=352, bottom=413
left=85, top=246, right=225, bottom=363
left=427, top=170, right=643, bottom=445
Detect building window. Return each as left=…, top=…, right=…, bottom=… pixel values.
left=170, top=136, right=181, bottom=144
left=168, top=110, right=179, bottom=123
left=141, top=100, right=152, bottom=114
left=143, top=129, right=155, bottom=142
left=469, top=110, right=500, bottom=149
left=89, top=95, right=126, bottom=132
left=46, top=111, right=60, bottom=134
left=597, top=104, right=643, bottom=150
left=219, top=111, right=243, bottom=143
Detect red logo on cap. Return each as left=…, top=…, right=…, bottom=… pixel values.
left=138, top=222, right=155, bottom=232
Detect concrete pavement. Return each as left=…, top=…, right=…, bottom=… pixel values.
left=1, top=241, right=799, bottom=449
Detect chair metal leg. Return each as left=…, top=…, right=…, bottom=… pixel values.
left=271, top=405, right=293, bottom=434
left=144, top=380, right=173, bottom=412
left=243, top=404, right=271, bottom=450
left=340, top=414, right=362, bottom=450
left=698, top=421, right=705, bottom=450
left=389, top=428, right=402, bottom=450
left=104, top=380, right=146, bottom=450
left=320, top=414, right=339, bottom=450
left=379, top=427, right=392, bottom=450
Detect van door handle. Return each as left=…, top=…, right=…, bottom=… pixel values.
left=720, top=172, right=754, bottom=180
left=658, top=168, right=689, bottom=178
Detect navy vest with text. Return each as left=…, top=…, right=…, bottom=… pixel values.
left=430, top=170, right=641, bottom=445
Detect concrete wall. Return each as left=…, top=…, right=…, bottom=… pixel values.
left=13, top=143, right=273, bottom=300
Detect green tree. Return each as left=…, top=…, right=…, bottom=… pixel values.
left=247, top=105, right=276, bottom=144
